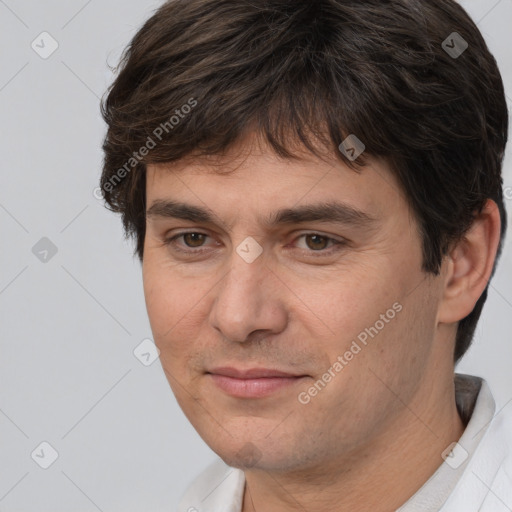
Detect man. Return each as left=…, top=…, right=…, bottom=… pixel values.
left=99, top=0, right=511, bottom=510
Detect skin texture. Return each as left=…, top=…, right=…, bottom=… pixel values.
left=142, top=133, right=500, bottom=512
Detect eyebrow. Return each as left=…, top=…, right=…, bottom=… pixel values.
left=146, top=199, right=377, bottom=229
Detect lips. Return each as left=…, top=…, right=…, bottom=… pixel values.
left=206, top=367, right=308, bottom=398
left=207, top=367, right=304, bottom=379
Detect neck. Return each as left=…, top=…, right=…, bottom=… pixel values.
left=242, top=373, right=465, bottom=512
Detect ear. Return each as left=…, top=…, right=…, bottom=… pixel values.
left=437, top=199, right=502, bottom=324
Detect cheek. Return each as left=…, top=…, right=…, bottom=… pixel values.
left=306, top=262, right=431, bottom=390
left=306, top=272, right=403, bottom=352
left=340, top=281, right=440, bottom=401
left=142, top=261, right=214, bottom=369
left=143, top=254, right=200, bottom=333
left=143, top=275, right=176, bottom=338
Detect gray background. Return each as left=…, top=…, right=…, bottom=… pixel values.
left=0, top=1, right=511, bottom=510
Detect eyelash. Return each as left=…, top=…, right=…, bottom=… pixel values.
left=163, top=231, right=346, bottom=257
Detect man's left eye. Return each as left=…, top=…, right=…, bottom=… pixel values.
left=294, top=233, right=343, bottom=252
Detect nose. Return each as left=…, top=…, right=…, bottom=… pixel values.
left=208, top=248, right=288, bottom=343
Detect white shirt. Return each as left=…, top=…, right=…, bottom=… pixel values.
left=177, top=373, right=512, bottom=512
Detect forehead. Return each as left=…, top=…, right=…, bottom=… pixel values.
left=145, top=143, right=404, bottom=218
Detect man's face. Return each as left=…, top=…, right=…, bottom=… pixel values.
left=142, top=136, right=447, bottom=473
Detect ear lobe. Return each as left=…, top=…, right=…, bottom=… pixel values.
left=437, top=199, right=501, bottom=325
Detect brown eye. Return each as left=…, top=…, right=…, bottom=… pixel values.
left=292, top=233, right=346, bottom=258
left=304, top=234, right=330, bottom=251
left=182, top=233, right=207, bottom=247
left=163, top=232, right=212, bottom=254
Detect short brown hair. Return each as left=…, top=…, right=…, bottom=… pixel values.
left=100, top=0, right=509, bottom=363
